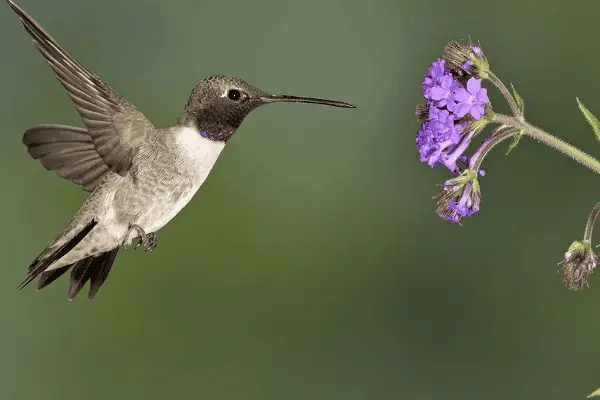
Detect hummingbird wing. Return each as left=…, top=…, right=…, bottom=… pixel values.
left=22, top=124, right=111, bottom=192
left=8, top=0, right=155, bottom=176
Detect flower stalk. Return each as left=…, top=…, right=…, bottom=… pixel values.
left=492, top=113, right=600, bottom=175
left=487, top=71, right=522, bottom=119
left=584, top=202, right=600, bottom=243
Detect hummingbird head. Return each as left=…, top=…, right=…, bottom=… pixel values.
left=178, top=75, right=355, bottom=142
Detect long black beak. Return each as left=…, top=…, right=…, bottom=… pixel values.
left=262, top=94, right=356, bottom=108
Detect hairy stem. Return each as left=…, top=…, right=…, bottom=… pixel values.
left=493, top=113, right=600, bottom=175
left=488, top=71, right=522, bottom=118
left=584, top=202, right=600, bottom=243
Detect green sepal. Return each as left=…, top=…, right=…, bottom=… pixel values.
left=506, top=129, right=524, bottom=155
left=503, top=83, right=525, bottom=155
left=471, top=118, right=489, bottom=135
left=567, top=240, right=591, bottom=254
left=587, top=387, right=600, bottom=398
left=576, top=97, right=600, bottom=143
left=510, top=83, right=525, bottom=116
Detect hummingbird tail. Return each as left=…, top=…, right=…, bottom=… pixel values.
left=17, top=219, right=122, bottom=299
left=17, top=220, right=98, bottom=291
left=34, top=247, right=120, bottom=300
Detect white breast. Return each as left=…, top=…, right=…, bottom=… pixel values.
left=141, top=126, right=226, bottom=234
left=175, top=126, right=227, bottom=165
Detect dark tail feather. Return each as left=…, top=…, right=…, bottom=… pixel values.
left=68, top=248, right=120, bottom=300
left=68, top=257, right=94, bottom=299
left=36, top=266, right=71, bottom=290
left=18, top=220, right=97, bottom=291
left=87, top=248, right=119, bottom=299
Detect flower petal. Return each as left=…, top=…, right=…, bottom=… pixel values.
left=452, top=87, right=469, bottom=103
left=429, top=87, right=448, bottom=101
left=476, top=88, right=489, bottom=103
left=470, top=105, right=483, bottom=120
left=466, top=77, right=482, bottom=94
left=454, top=103, right=470, bottom=118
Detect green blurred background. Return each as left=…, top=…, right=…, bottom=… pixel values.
left=1, top=0, right=600, bottom=398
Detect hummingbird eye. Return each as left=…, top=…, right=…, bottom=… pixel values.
left=227, top=89, right=241, bottom=101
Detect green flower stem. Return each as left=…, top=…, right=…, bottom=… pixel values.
left=488, top=71, right=522, bottom=118
left=584, top=201, right=600, bottom=243
left=469, top=126, right=517, bottom=171
left=493, top=113, right=600, bottom=175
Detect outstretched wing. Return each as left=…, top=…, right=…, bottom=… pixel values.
left=22, top=124, right=111, bottom=192
left=8, top=0, right=155, bottom=176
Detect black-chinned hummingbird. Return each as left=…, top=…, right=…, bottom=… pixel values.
left=7, top=0, right=355, bottom=300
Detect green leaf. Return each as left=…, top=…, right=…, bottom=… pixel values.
left=506, top=129, right=524, bottom=155
left=577, top=97, right=600, bottom=143
left=587, top=387, right=600, bottom=398
left=510, top=83, right=525, bottom=115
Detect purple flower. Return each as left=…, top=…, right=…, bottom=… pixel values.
left=435, top=170, right=482, bottom=225
left=416, top=121, right=458, bottom=167
left=416, top=105, right=464, bottom=168
left=416, top=102, right=479, bottom=173
left=422, top=58, right=447, bottom=95
left=461, top=61, right=473, bottom=75
left=448, top=181, right=480, bottom=217
left=416, top=124, right=436, bottom=163
left=422, top=59, right=458, bottom=109
left=428, top=106, right=456, bottom=128
left=440, top=130, right=474, bottom=174
left=451, top=78, right=489, bottom=119
left=428, top=74, right=455, bottom=107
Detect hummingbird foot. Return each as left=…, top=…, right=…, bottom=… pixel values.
left=135, top=232, right=156, bottom=251
left=125, top=224, right=157, bottom=251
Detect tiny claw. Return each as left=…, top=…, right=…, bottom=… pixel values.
left=144, top=233, right=157, bottom=252
left=125, top=224, right=157, bottom=251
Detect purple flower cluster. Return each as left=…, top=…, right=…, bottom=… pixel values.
left=416, top=44, right=492, bottom=225
left=434, top=170, right=481, bottom=225
left=417, top=58, right=489, bottom=174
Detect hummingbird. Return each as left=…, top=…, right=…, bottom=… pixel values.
left=7, top=0, right=355, bottom=300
